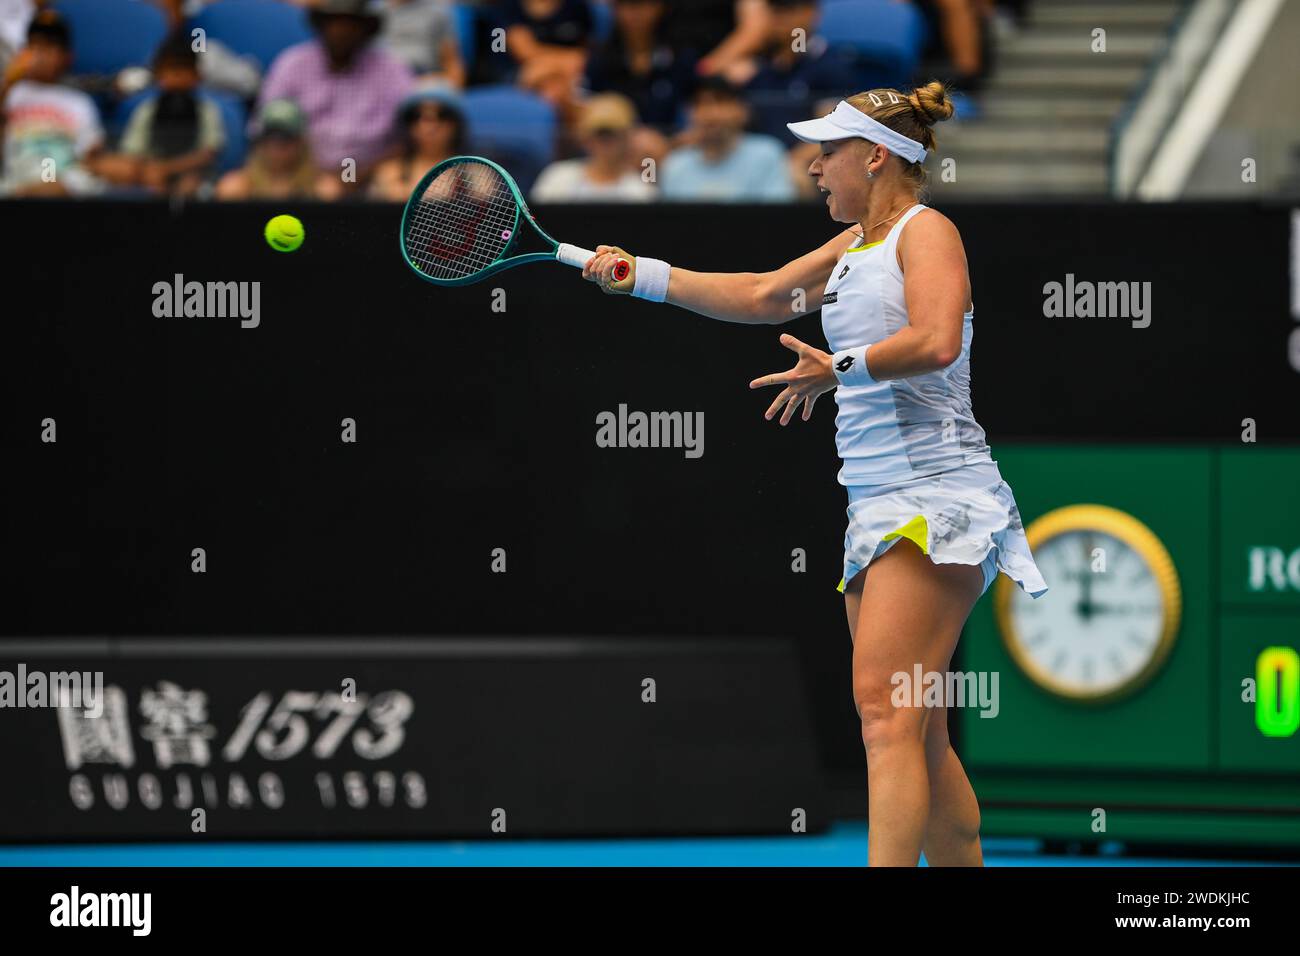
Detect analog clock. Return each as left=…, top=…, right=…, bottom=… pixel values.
left=994, top=504, right=1181, bottom=702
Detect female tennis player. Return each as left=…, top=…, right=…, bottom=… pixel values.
left=582, top=82, right=1048, bottom=867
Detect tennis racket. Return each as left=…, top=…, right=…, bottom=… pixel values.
left=399, top=155, right=630, bottom=287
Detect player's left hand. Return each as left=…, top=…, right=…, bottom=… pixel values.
left=749, top=333, right=838, bottom=425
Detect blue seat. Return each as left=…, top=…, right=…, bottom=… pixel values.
left=451, top=3, right=477, bottom=73
left=946, top=89, right=977, bottom=121
left=462, top=85, right=556, bottom=170
left=53, top=0, right=169, bottom=75
left=588, top=0, right=613, bottom=43
left=818, top=0, right=928, bottom=78
left=113, top=87, right=248, bottom=173
left=200, top=88, right=249, bottom=172
left=189, top=0, right=313, bottom=73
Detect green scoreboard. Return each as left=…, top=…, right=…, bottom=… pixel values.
left=960, top=446, right=1300, bottom=848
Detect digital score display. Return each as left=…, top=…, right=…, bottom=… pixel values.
left=1257, top=647, right=1300, bottom=737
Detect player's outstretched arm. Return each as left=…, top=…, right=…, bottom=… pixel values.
left=582, top=227, right=860, bottom=326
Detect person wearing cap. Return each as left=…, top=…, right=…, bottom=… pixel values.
left=215, top=99, right=342, bottom=200
left=580, top=83, right=1048, bottom=867
left=369, top=82, right=466, bottom=201
left=659, top=76, right=793, bottom=201
left=530, top=92, right=654, bottom=203
left=0, top=8, right=107, bottom=196
left=256, top=0, right=413, bottom=182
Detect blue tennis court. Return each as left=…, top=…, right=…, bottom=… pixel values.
left=1, top=823, right=1290, bottom=867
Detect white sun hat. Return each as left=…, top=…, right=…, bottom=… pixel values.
left=787, top=99, right=928, bottom=164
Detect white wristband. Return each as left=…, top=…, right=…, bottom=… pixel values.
left=831, top=344, right=875, bottom=387
left=631, top=256, right=671, bottom=302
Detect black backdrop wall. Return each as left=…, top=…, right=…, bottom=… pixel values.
left=3, top=199, right=1297, bottom=780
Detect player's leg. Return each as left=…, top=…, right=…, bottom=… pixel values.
left=920, top=700, right=984, bottom=866
left=850, top=539, right=984, bottom=866
left=846, top=565, right=983, bottom=865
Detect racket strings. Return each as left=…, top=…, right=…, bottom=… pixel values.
left=404, top=161, right=519, bottom=280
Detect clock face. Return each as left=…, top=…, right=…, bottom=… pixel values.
left=997, top=506, right=1181, bottom=702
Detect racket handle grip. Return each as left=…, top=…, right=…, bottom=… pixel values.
left=557, top=243, right=631, bottom=281
left=555, top=243, right=596, bottom=268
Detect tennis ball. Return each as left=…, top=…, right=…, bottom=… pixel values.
left=265, top=214, right=304, bottom=253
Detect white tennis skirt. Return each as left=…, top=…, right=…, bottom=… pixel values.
left=837, top=460, right=1049, bottom=599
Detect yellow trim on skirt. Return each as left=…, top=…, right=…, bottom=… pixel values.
left=836, top=514, right=930, bottom=593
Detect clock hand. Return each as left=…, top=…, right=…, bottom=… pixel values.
left=1077, top=533, right=1096, bottom=620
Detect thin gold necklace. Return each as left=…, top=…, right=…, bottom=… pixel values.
left=862, top=200, right=917, bottom=239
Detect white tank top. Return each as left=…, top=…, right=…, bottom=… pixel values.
left=820, top=204, right=992, bottom=486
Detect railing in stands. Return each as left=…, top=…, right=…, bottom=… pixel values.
left=1108, top=0, right=1233, bottom=198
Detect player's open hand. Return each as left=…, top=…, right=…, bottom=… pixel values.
left=582, top=245, right=636, bottom=294
left=749, top=333, right=838, bottom=425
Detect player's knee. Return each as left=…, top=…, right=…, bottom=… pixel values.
left=856, top=693, right=924, bottom=754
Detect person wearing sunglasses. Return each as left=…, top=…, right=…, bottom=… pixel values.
left=369, top=82, right=467, bottom=201
left=530, top=92, right=655, bottom=203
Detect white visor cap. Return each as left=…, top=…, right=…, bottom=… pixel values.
left=787, top=100, right=928, bottom=165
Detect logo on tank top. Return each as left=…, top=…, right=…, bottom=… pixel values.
left=838, top=263, right=850, bottom=279
left=822, top=291, right=838, bottom=305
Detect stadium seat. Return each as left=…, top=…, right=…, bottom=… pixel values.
left=52, top=0, right=169, bottom=76
left=818, top=0, right=928, bottom=79
left=200, top=88, right=249, bottom=173
left=112, top=87, right=249, bottom=174
left=588, top=0, right=613, bottom=44
left=189, top=0, right=313, bottom=73
left=461, top=85, right=557, bottom=172
left=946, top=89, right=977, bottom=122
left=452, top=3, right=477, bottom=73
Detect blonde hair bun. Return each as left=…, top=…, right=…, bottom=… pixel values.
left=909, top=81, right=955, bottom=125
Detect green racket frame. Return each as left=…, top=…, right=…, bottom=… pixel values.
left=399, top=155, right=627, bottom=287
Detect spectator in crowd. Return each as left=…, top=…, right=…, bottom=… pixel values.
left=153, top=0, right=263, bottom=98
left=737, top=0, right=861, bottom=91
left=215, top=98, right=343, bottom=200
left=101, top=33, right=225, bottom=197
left=916, top=0, right=988, bottom=92
left=731, top=0, right=863, bottom=143
left=258, top=0, right=413, bottom=184
left=496, top=0, right=592, bottom=105
left=663, top=0, right=770, bottom=78
left=369, top=82, right=466, bottom=200
left=531, top=92, right=654, bottom=202
left=0, top=10, right=105, bottom=196
left=659, top=76, right=793, bottom=201
left=380, top=0, right=467, bottom=87
left=583, top=0, right=696, bottom=133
